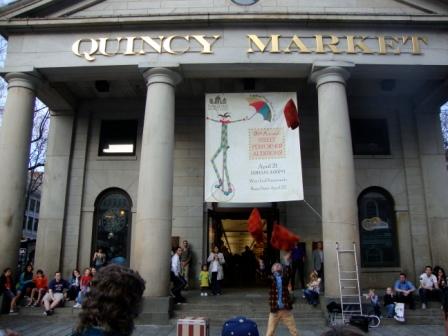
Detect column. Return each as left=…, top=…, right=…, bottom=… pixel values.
left=0, top=72, right=41, bottom=273
left=310, top=62, right=358, bottom=298
left=34, top=111, right=74, bottom=277
left=131, top=67, right=181, bottom=296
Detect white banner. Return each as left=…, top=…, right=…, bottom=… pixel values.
left=204, top=92, right=303, bottom=203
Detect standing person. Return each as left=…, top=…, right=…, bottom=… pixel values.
left=442, top=281, right=448, bottom=336
left=74, top=268, right=92, bottom=308
left=207, top=246, right=225, bottom=295
left=67, top=269, right=81, bottom=301
left=11, top=264, right=35, bottom=312
left=199, top=264, right=210, bottom=296
left=312, top=241, right=324, bottom=280
left=72, top=264, right=145, bottom=336
left=394, top=272, right=416, bottom=310
left=303, top=271, right=321, bottom=306
left=27, top=269, right=48, bottom=307
left=92, top=248, right=106, bottom=270
left=266, top=263, right=298, bottom=336
left=181, top=240, right=192, bottom=290
left=42, top=271, right=69, bottom=316
left=419, top=265, right=439, bottom=309
left=0, top=268, right=16, bottom=314
left=291, top=242, right=306, bottom=290
left=171, top=247, right=186, bottom=304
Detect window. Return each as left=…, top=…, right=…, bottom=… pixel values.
left=34, top=219, right=39, bottom=232
left=358, top=187, right=399, bottom=267
left=27, top=217, right=34, bottom=231
left=30, top=199, right=36, bottom=212
left=98, top=120, right=137, bottom=156
left=93, top=189, right=132, bottom=266
left=22, top=217, right=27, bottom=230
left=36, top=201, right=40, bottom=213
left=351, top=119, right=390, bottom=155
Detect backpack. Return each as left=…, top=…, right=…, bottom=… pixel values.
left=221, top=316, right=259, bottom=336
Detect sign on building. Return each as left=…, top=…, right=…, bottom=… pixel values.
left=204, top=92, right=303, bottom=203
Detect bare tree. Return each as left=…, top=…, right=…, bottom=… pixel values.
left=0, top=36, right=50, bottom=210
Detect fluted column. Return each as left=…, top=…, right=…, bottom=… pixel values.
left=310, top=63, right=358, bottom=298
left=132, top=67, right=181, bottom=296
left=0, top=72, right=41, bottom=273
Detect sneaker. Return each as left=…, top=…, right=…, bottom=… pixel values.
left=200, top=293, right=204, bottom=296
left=73, top=303, right=82, bottom=308
left=422, top=303, right=427, bottom=309
left=394, top=315, right=405, bottom=323
left=43, top=310, right=52, bottom=316
left=9, top=310, right=18, bottom=315
left=204, top=292, right=208, bottom=296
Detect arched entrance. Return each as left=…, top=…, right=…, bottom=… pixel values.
left=92, top=188, right=133, bottom=266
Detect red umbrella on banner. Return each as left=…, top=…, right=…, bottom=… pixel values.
left=248, top=208, right=264, bottom=243
left=270, top=222, right=300, bottom=251
left=283, top=98, right=300, bottom=130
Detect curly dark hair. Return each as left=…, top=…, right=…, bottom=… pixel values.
left=75, top=264, right=145, bottom=336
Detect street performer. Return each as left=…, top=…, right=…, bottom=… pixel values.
left=266, top=262, right=299, bottom=336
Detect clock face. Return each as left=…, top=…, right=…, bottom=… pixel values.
left=231, top=0, right=259, bottom=5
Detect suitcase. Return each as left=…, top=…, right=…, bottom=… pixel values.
left=349, top=315, right=369, bottom=333
left=221, top=316, right=259, bottom=336
left=177, top=316, right=209, bottom=336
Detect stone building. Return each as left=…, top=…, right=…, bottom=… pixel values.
left=0, top=0, right=447, bottom=322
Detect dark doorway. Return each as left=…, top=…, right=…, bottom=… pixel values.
left=92, top=188, right=132, bottom=267
left=206, top=204, right=279, bottom=287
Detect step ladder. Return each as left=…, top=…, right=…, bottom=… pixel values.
left=336, top=242, right=362, bottom=324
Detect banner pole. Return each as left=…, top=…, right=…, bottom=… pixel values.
left=303, top=199, right=322, bottom=219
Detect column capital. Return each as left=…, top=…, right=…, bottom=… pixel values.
left=142, top=67, right=182, bottom=87
left=310, top=61, right=354, bottom=89
left=4, top=72, right=42, bottom=92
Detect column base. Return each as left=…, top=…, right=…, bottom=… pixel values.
left=136, top=296, right=173, bottom=325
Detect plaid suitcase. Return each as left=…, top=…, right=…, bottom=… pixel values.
left=177, top=316, right=209, bottom=336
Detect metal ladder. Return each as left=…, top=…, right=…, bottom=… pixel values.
left=336, top=242, right=362, bottom=324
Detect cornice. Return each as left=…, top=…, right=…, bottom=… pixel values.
left=0, top=13, right=448, bottom=34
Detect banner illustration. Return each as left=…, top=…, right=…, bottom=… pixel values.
left=205, top=92, right=303, bottom=203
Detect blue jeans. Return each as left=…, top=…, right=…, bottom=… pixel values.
left=304, top=289, right=319, bottom=304
left=386, top=303, right=395, bottom=317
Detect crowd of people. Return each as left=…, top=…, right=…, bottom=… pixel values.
left=0, top=248, right=108, bottom=316
left=1, top=240, right=448, bottom=336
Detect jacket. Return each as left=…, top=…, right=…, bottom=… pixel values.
left=268, top=270, right=293, bottom=313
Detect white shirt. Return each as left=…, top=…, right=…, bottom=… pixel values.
left=419, top=273, right=437, bottom=289
left=171, top=253, right=181, bottom=276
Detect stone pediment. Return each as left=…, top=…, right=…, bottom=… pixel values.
left=1, top=0, right=448, bottom=20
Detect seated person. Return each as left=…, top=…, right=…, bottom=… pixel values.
left=0, top=268, right=16, bottom=314
left=366, top=289, right=381, bottom=317
left=383, top=287, right=396, bottom=318
left=11, top=264, right=34, bottom=312
left=27, top=269, right=48, bottom=307
left=42, top=271, right=69, bottom=316
left=394, top=272, right=415, bottom=310
left=419, top=265, right=439, bottom=309
left=303, top=271, right=321, bottom=306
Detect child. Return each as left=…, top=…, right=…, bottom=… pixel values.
left=383, top=287, right=395, bottom=318
left=199, top=264, right=209, bottom=296
left=27, top=269, right=48, bottom=307
left=366, top=289, right=381, bottom=317
left=303, top=271, right=321, bottom=306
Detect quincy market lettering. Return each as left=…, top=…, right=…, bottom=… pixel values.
left=72, top=34, right=428, bottom=61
